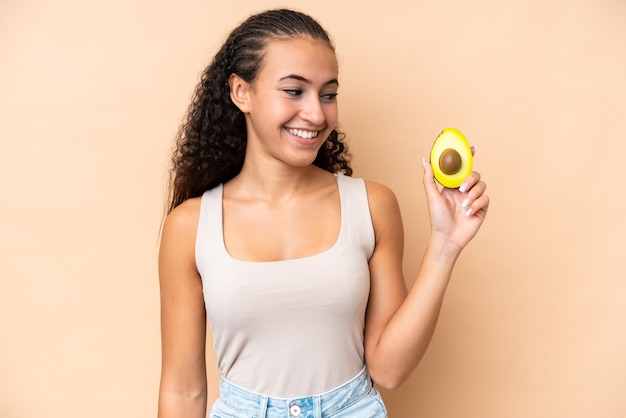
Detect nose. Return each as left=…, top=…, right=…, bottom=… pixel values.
left=301, top=96, right=325, bottom=126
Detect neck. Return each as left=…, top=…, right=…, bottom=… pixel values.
left=226, top=159, right=328, bottom=202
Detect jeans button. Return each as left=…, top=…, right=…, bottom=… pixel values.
left=289, top=404, right=301, bottom=417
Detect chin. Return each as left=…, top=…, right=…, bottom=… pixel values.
left=284, top=152, right=320, bottom=169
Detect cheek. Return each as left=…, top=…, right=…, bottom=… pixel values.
left=270, top=100, right=297, bottom=121
left=325, top=104, right=339, bottom=127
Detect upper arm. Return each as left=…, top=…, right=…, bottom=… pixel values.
left=363, top=181, right=408, bottom=359
left=158, top=198, right=207, bottom=395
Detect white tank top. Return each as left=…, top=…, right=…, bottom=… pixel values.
left=195, top=173, right=375, bottom=397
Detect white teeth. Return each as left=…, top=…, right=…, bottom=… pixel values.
left=288, top=128, right=318, bottom=139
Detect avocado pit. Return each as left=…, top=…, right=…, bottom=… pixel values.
left=439, top=148, right=462, bottom=175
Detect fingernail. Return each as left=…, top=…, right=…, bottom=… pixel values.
left=459, top=183, right=467, bottom=193
left=465, top=208, right=473, bottom=216
left=462, top=198, right=470, bottom=208
left=422, top=157, right=427, bottom=168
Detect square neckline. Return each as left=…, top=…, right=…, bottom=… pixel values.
left=217, top=173, right=345, bottom=265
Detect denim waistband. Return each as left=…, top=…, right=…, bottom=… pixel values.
left=217, top=367, right=372, bottom=418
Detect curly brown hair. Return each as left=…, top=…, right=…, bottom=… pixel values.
left=165, top=9, right=352, bottom=214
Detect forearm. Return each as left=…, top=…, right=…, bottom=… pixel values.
left=158, top=385, right=207, bottom=418
left=367, top=235, right=461, bottom=389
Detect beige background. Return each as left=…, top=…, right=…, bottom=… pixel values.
left=1, top=0, right=625, bottom=417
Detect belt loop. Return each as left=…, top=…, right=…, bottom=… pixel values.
left=257, top=395, right=268, bottom=418
left=314, top=395, right=322, bottom=418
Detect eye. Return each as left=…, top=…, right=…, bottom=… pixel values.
left=320, top=92, right=338, bottom=101
left=283, top=89, right=302, bottom=97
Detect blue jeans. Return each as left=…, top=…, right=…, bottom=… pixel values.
left=209, top=367, right=387, bottom=417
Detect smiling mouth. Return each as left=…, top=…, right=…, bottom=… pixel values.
left=287, top=128, right=319, bottom=140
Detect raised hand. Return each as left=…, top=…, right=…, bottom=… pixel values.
left=421, top=154, right=489, bottom=251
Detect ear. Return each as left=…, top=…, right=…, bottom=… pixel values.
left=228, top=74, right=251, bottom=113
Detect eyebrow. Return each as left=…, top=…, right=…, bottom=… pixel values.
left=279, top=74, right=339, bottom=86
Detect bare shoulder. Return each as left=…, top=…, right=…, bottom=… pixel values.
left=364, top=180, right=401, bottom=221
left=159, top=197, right=203, bottom=264
left=159, top=197, right=204, bottom=291
left=161, top=197, right=202, bottom=239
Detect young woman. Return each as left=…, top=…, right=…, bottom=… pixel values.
left=158, top=8, right=489, bottom=418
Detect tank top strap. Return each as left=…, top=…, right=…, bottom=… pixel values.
left=195, top=184, right=223, bottom=274
left=335, top=173, right=375, bottom=259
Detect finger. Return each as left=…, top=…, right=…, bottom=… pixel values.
left=459, top=171, right=481, bottom=193
left=471, top=146, right=476, bottom=157
left=466, top=194, right=490, bottom=217
left=461, top=180, right=487, bottom=210
left=422, top=157, right=440, bottom=200
left=467, top=179, right=487, bottom=200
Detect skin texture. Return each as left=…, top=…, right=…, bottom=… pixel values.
left=158, top=36, right=489, bottom=417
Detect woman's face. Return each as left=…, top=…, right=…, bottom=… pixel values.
left=239, top=36, right=339, bottom=168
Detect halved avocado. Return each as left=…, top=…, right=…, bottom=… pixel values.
left=429, top=128, right=473, bottom=189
